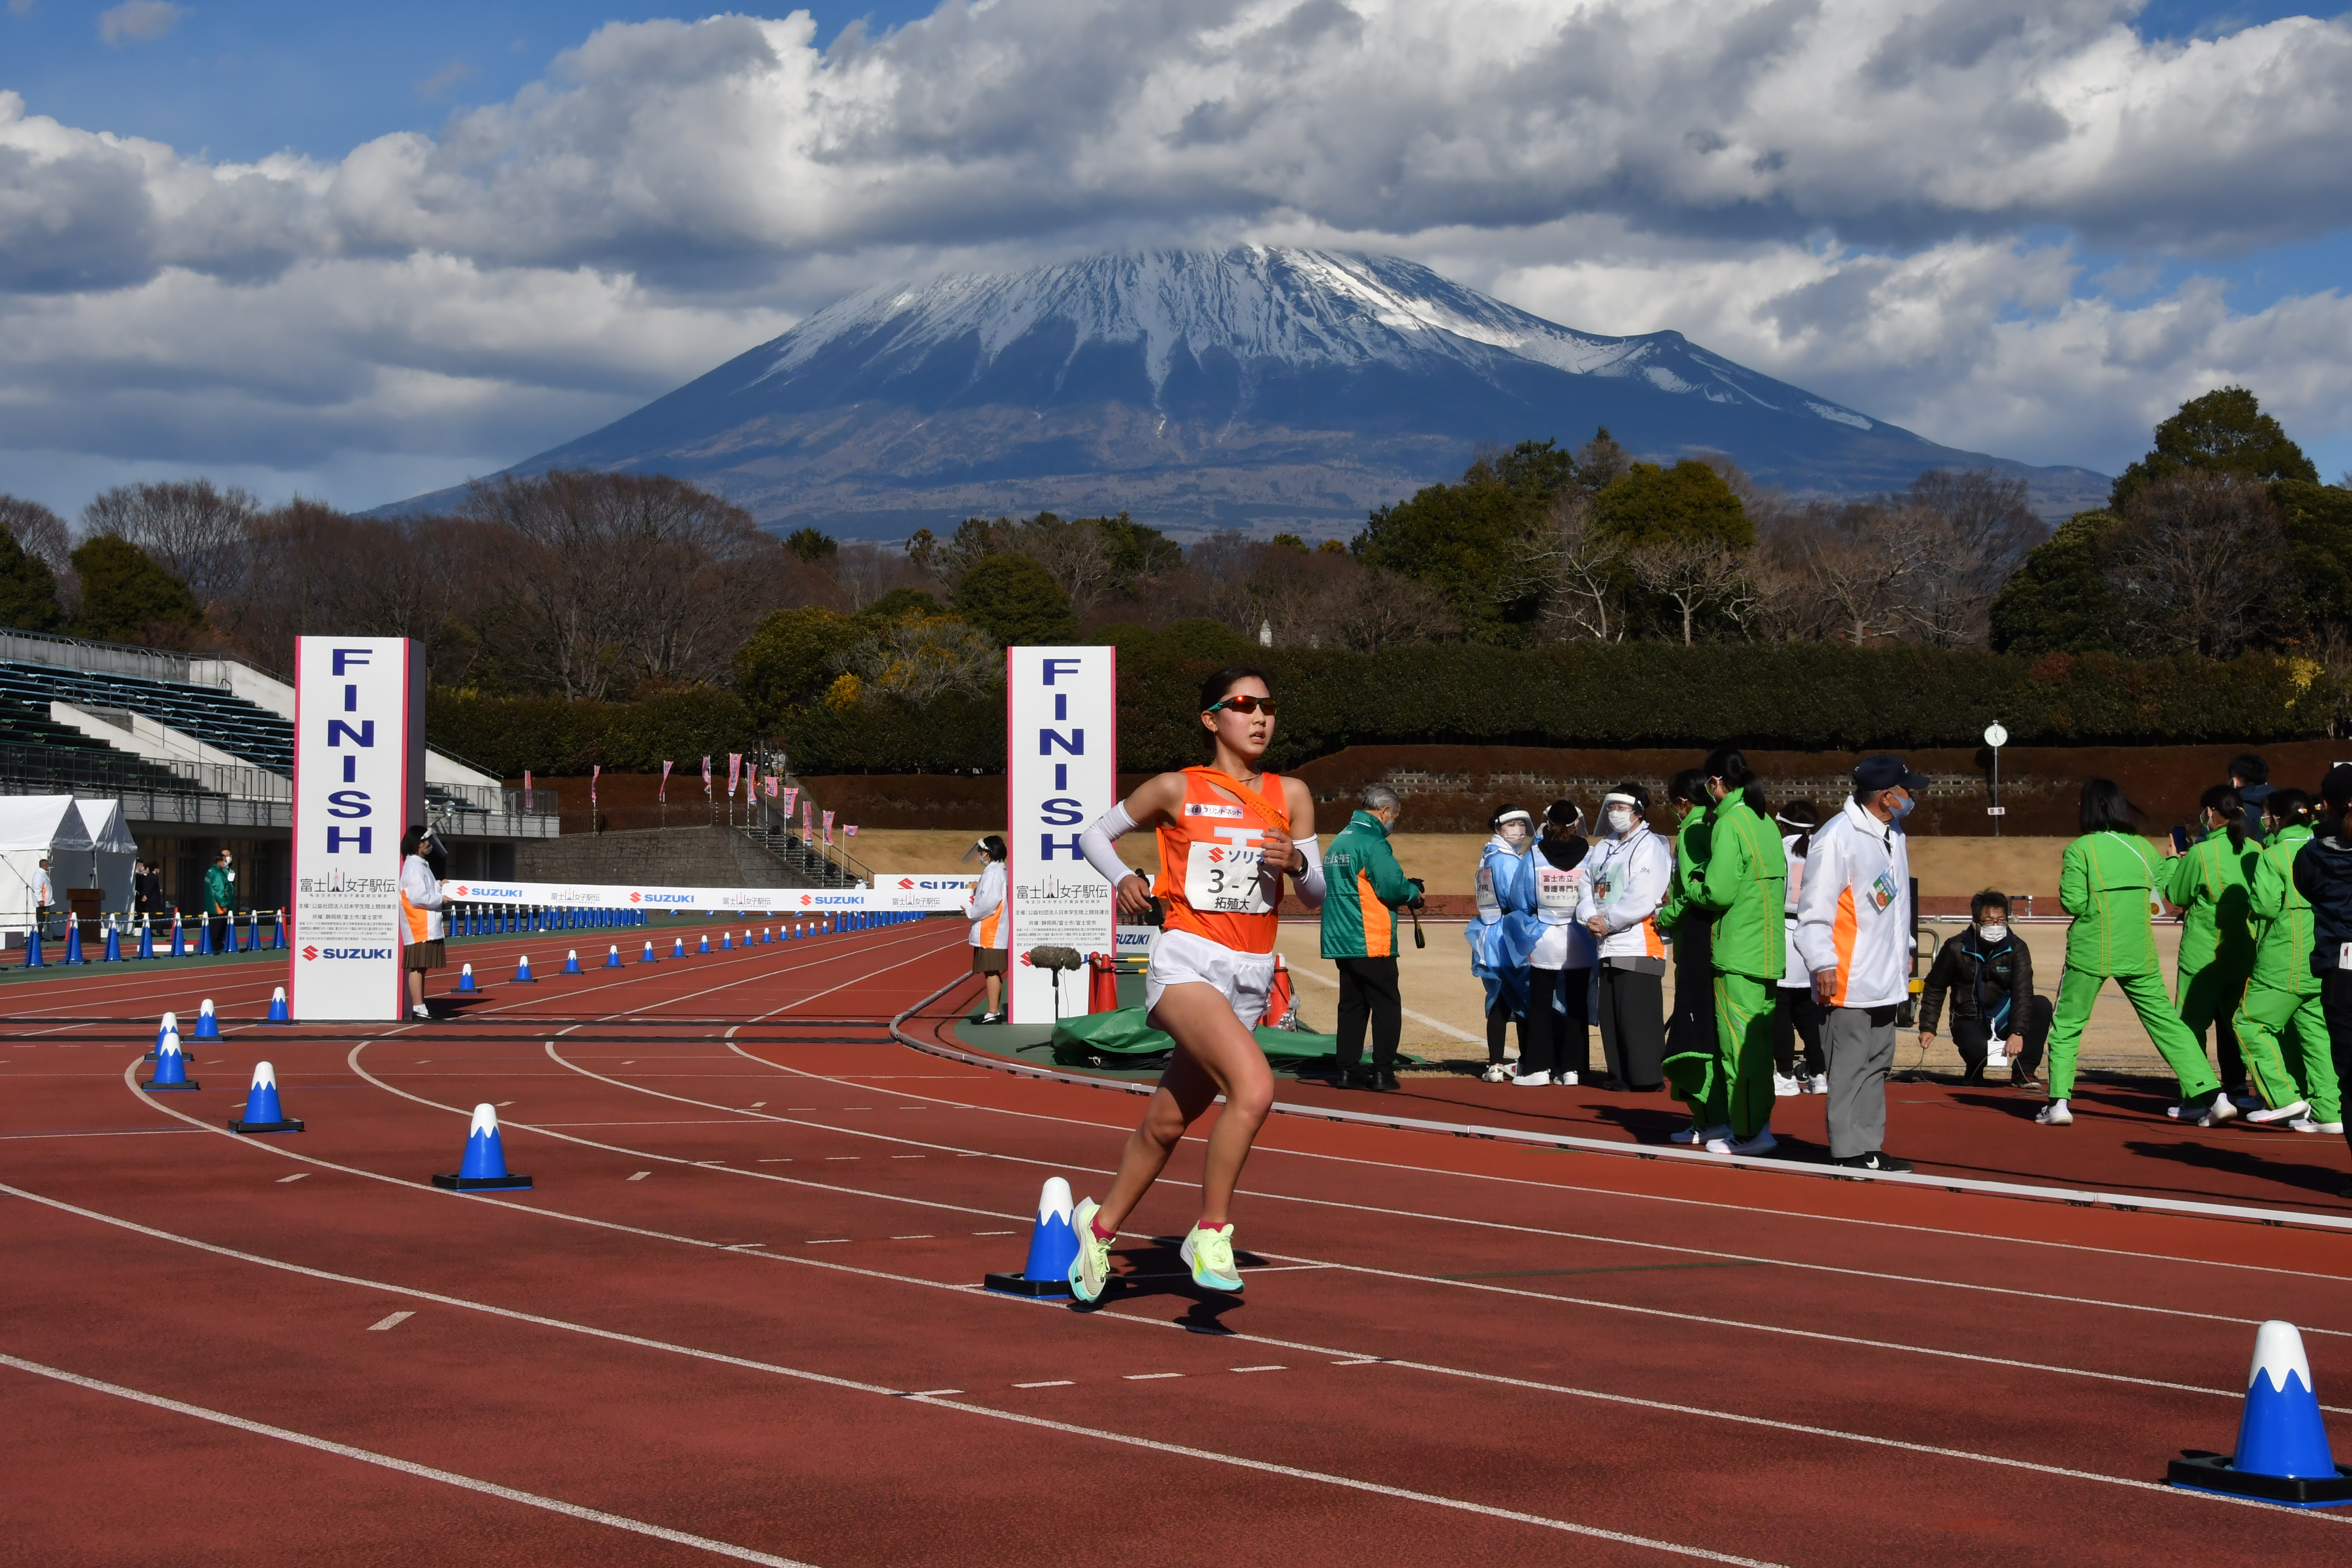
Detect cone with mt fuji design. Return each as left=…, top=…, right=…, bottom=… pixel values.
left=228, top=1060, right=302, bottom=1134
left=432, top=1103, right=532, bottom=1191
left=2170, top=1321, right=2352, bottom=1506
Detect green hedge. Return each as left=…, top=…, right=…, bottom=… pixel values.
left=437, top=644, right=2338, bottom=777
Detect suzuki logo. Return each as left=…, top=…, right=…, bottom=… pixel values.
left=452, top=884, right=469, bottom=896
left=799, top=895, right=812, bottom=906
left=898, top=877, right=915, bottom=889
left=630, top=891, right=642, bottom=902
left=301, top=945, right=319, bottom=961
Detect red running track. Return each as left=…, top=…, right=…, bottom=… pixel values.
left=5, top=917, right=2352, bottom=1566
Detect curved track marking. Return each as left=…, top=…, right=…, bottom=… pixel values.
left=0, top=1353, right=819, bottom=1566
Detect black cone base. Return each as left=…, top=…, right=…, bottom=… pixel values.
left=2169, top=1453, right=2352, bottom=1506
left=984, top=1271, right=1073, bottom=1297
left=142, top=1079, right=201, bottom=1092
left=229, top=1118, right=305, bottom=1134
left=433, top=1173, right=533, bottom=1190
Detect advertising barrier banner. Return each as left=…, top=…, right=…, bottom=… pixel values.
left=441, top=875, right=977, bottom=913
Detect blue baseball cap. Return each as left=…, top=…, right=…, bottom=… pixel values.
left=1853, top=755, right=1930, bottom=796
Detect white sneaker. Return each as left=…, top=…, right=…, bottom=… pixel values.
left=1511, top=1069, right=1552, bottom=1086
left=2246, top=1100, right=2310, bottom=1125
left=1481, top=1063, right=1510, bottom=1083
left=1805, top=1074, right=1829, bottom=1094
left=2035, top=1100, right=2072, bottom=1127
left=2197, top=1096, right=2239, bottom=1128
left=1178, top=1224, right=1244, bottom=1293
left=1554, top=1070, right=1579, bottom=1086
left=1671, top=1122, right=1730, bottom=1146
left=1706, top=1128, right=1778, bottom=1156
left=1068, top=1198, right=1111, bottom=1304
left=1772, top=1073, right=1801, bottom=1097
left=410, top=1004, right=431, bottom=1021
left=2288, top=1116, right=2347, bottom=1135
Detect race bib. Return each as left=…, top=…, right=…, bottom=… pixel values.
left=1185, top=841, right=1268, bottom=915
left=1868, top=871, right=1898, bottom=912
left=1537, top=866, right=1582, bottom=911
left=1475, top=865, right=1500, bottom=917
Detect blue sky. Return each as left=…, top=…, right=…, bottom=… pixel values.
left=1, top=1, right=2347, bottom=512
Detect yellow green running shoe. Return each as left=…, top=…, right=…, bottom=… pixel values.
left=1069, top=1198, right=1111, bottom=1303
left=1179, top=1222, right=1244, bottom=1293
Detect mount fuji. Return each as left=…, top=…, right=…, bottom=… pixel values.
left=397, top=248, right=2106, bottom=534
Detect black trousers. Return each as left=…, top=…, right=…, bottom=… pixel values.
left=2310, top=973, right=2352, bottom=1164
left=1952, top=995, right=2055, bottom=1075
left=1664, top=923, right=1712, bottom=1071
left=1772, top=983, right=1826, bottom=1077
left=1521, top=966, right=1594, bottom=1079
left=1596, top=964, right=1666, bottom=1090
left=1486, top=999, right=1525, bottom=1064
left=1334, top=956, right=1402, bottom=1071
left=208, top=913, right=231, bottom=952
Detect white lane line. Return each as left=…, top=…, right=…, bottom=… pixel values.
left=889, top=1235, right=934, bottom=1241
left=11, top=1179, right=2345, bottom=1527
left=805, top=1239, right=851, bottom=1245
left=628, top=1172, right=651, bottom=1181
left=1280, top=961, right=1480, bottom=1041
left=1231, top=1366, right=1286, bottom=1374
left=730, top=1037, right=2352, bottom=1307
left=1013, top=1380, right=1074, bottom=1389
left=751, top=1102, right=767, bottom=1108
left=1124, top=1373, right=1183, bottom=1381
left=277, top=1173, right=308, bottom=1184
left=0, top=1353, right=819, bottom=1567
left=973, top=1230, right=1015, bottom=1236
left=911, top=1388, right=962, bottom=1396
left=1334, top=1358, right=1384, bottom=1366
left=368, top=1311, right=414, bottom=1331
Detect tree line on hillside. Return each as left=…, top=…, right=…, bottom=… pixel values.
left=3, top=384, right=2347, bottom=753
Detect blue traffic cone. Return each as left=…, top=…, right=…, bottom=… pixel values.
left=142, top=1029, right=199, bottom=1092
left=433, top=1102, right=532, bottom=1191
left=266, top=986, right=290, bottom=1024
left=271, top=910, right=287, bottom=949
left=2171, top=1320, right=2352, bottom=1505
left=22, top=926, right=42, bottom=966
left=513, top=954, right=536, bottom=984
left=761, top=927, right=772, bottom=944
left=228, top=1060, right=303, bottom=1134
left=170, top=914, right=185, bottom=956
left=136, top=916, right=154, bottom=960
left=641, top=941, right=656, bottom=964
left=985, top=1177, right=1079, bottom=1297
left=604, top=945, right=621, bottom=969
left=564, top=950, right=582, bottom=975
left=196, top=917, right=212, bottom=955
left=721, top=930, right=732, bottom=950
left=671, top=936, right=685, bottom=958
left=146, top=1011, right=177, bottom=1061
left=239, top=913, right=254, bottom=952
left=63, top=915, right=85, bottom=964
left=102, top=921, right=122, bottom=962
left=456, top=963, right=479, bottom=992
left=698, top=933, right=710, bottom=955
left=193, top=998, right=220, bottom=1040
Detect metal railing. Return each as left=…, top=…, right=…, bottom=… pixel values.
left=165, top=758, right=290, bottom=801
left=0, top=740, right=218, bottom=798
left=0, top=626, right=211, bottom=686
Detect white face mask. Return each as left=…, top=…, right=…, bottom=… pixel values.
left=1978, top=922, right=2008, bottom=943
left=1499, top=823, right=1528, bottom=846
left=1606, top=808, right=1636, bottom=835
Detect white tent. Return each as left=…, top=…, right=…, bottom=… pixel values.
left=74, top=798, right=137, bottom=917
left=0, top=796, right=92, bottom=936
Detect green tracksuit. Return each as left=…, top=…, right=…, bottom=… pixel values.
left=1320, top=811, right=1419, bottom=960
left=2164, top=830, right=2257, bottom=1081
left=2046, top=830, right=2216, bottom=1102
left=2235, top=824, right=2338, bottom=1121
left=1657, top=805, right=1718, bottom=1120
left=1667, top=791, right=1787, bottom=1139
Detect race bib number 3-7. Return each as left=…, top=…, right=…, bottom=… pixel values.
left=1537, top=866, right=1582, bottom=911
left=1186, top=841, right=1268, bottom=914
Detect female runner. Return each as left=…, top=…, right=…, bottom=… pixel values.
left=1070, top=666, right=1322, bottom=1300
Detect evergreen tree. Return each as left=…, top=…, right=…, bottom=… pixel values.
left=1986, top=511, right=2118, bottom=654
left=1588, top=459, right=1753, bottom=549
left=953, top=553, right=1078, bottom=646
left=2110, top=386, right=2317, bottom=512
left=68, top=536, right=202, bottom=642
left=785, top=527, right=838, bottom=564
left=0, top=525, right=63, bottom=632
left=732, top=606, right=862, bottom=724
left=1354, top=437, right=1582, bottom=643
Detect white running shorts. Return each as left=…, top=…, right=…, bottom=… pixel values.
left=1145, top=927, right=1275, bottom=1033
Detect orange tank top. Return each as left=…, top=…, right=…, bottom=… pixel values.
left=1154, top=767, right=1288, bottom=954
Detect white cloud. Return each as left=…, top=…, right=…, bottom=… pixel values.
left=1, top=0, right=2349, bottom=512
left=97, top=0, right=181, bottom=47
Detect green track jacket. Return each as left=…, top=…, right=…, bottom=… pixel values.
left=2247, top=823, right=2320, bottom=996
left=1656, top=805, right=1715, bottom=939
left=203, top=864, right=231, bottom=916
left=2059, top=830, right=2163, bottom=977
left=1685, top=792, right=1787, bottom=981
left=2163, top=830, right=2258, bottom=978
left=1320, top=810, right=1420, bottom=960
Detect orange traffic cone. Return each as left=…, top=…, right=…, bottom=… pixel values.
left=1087, top=953, right=1120, bottom=1013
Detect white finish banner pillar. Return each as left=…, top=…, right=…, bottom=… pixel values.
left=1004, top=646, right=1116, bottom=1024
left=290, top=637, right=425, bottom=1021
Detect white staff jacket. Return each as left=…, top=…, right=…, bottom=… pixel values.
left=1574, top=827, right=1671, bottom=964
left=964, top=860, right=1009, bottom=950
left=1794, top=798, right=1914, bottom=1009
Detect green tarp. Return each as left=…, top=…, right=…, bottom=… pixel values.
left=1049, top=1006, right=1340, bottom=1068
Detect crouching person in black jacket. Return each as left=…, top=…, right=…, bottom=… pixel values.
left=1918, top=890, right=2053, bottom=1087
left=2291, top=766, right=2352, bottom=1181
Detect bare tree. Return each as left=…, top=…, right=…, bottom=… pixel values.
left=1901, top=469, right=2044, bottom=647
left=1629, top=537, right=1753, bottom=645
left=825, top=540, right=931, bottom=611
left=82, top=479, right=260, bottom=608
left=1533, top=490, right=1626, bottom=642
left=2103, top=472, right=2286, bottom=657
left=0, top=496, right=73, bottom=575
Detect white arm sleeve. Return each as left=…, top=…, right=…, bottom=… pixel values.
left=1288, top=834, right=1325, bottom=909
left=1080, top=803, right=1143, bottom=891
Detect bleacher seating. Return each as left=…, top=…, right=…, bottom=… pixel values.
left=0, top=660, right=293, bottom=774
left=0, top=696, right=215, bottom=797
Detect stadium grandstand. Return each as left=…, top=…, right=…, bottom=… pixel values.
left=0, top=628, right=556, bottom=945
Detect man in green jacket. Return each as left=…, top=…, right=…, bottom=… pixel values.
left=1320, top=784, right=1424, bottom=1091
left=2234, top=792, right=2340, bottom=1132
left=2162, top=789, right=2257, bottom=1094
left=1670, top=754, right=1788, bottom=1155
left=203, top=849, right=234, bottom=955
